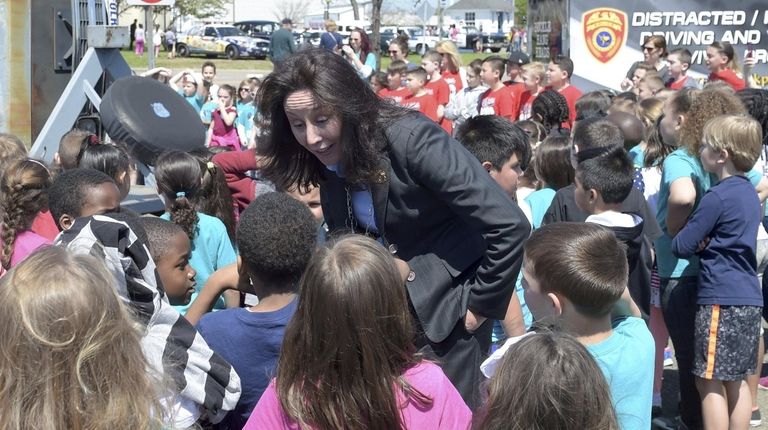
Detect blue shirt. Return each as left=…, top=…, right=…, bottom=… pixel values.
left=628, top=145, right=645, bottom=168
left=587, top=317, right=654, bottom=430
left=524, top=187, right=556, bottom=230
left=236, top=101, right=256, bottom=137
left=200, top=100, right=218, bottom=124
left=178, top=89, right=205, bottom=112
left=161, top=212, right=237, bottom=314
left=672, top=175, right=762, bottom=306
left=654, top=149, right=761, bottom=278
left=197, top=298, right=298, bottom=430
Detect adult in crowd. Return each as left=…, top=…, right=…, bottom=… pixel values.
left=269, top=18, right=296, bottom=65
left=319, top=19, right=343, bottom=54
left=389, top=35, right=418, bottom=71
left=256, top=48, right=530, bottom=408
left=622, top=35, right=668, bottom=91
left=130, top=19, right=137, bottom=51
left=341, top=27, right=377, bottom=80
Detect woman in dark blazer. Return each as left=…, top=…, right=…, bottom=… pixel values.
left=257, top=49, right=531, bottom=407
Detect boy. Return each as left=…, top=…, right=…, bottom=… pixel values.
left=666, top=48, right=701, bottom=90
left=518, top=62, right=545, bottom=121
left=504, top=51, right=529, bottom=119
left=573, top=148, right=650, bottom=319
left=186, top=192, right=318, bottom=430
left=522, top=222, right=654, bottom=430
left=48, top=168, right=122, bottom=231
left=403, top=68, right=440, bottom=123
left=421, top=50, right=451, bottom=132
left=545, top=55, right=582, bottom=127
left=169, top=70, right=206, bottom=112
left=201, top=60, right=219, bottom=101
left=139, top=217, right=197, bottom=306
left=636, top=74, right=665, bottom=101
left=379, top=60, right=411, bottom=105
left=479, top=56, right=519, bottom=121
left=671, top=115, right=763, bottom=430
left=55, top=128, right=91, bottom=170
left=456, top=114, right=532, bottom=340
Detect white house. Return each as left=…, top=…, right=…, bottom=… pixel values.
left=444, top=0, right=514, bottom=33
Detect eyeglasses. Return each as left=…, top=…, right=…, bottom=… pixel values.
left=239, top=88, right=250, bottom=92
left=642, top=46, right=655, bottom=52
left=388, top=50, right=399, bottom=54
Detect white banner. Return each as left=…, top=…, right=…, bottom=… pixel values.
left=125, top=0, right=175, bottom=6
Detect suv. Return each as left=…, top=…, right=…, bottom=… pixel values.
left=234, top=20, right=280, bottom=40
left=176, top=25, right=268, bottom=59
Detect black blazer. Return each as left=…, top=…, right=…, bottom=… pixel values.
left=320, top=113, right=531, bottom=343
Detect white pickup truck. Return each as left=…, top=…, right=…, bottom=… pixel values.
left=406, top=28, right=449, bottom=55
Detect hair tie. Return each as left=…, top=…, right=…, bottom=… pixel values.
left=176, top=191, right=186, bottom=199
left=88, top=134, right=101, bottom=145
left=206, top=161, right=217, bottom=173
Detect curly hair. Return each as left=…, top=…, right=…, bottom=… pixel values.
left=679, top=87, right=745, bottom=156
left=738, top=88, right=768, bottom=146
left=237, top=192, right=317, bottom=289
left=257, top=48, right=408, bottom=189
left=0, top=133, right=27, bottom=166
left=0, top=159, right=52, bottom=269
left=532, top=89, right=570, bottom=132
left=351, top=28, right=372, bottom=62
left=190, top=149, right=237, bottom=243
left=154, top=151, right=201, bottom=240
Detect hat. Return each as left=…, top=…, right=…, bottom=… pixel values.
left=281, top=18, right=293, bottom=25
left=507, top=51, right=530, bottom=66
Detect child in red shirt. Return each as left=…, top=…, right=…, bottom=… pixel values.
left=518, top=62, right=545, bottom=121
left=545, top=56, right=582, bottom=128
left=706, top=41, right=746, bottom=91
left=479, top=56, right=519, bottom=121
left=378, top=60, right=411, bottom=105
left=403, top=68, right=439, bottom=122
left=504, top=51, right=529, bottom=120
left=666, top=49, right=701, bottom=90
left=421, top=51, right=451, bottom=132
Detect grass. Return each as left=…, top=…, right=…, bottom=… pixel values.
left=122, top=49, right=497, bottom=72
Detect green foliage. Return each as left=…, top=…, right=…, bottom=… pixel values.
left=515, top=0, right=527, bottom=26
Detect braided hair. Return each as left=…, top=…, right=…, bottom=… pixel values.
left=0, top=159, right=51, bottom=269
left=154, top=151, right=201, bottom=240
left=738, top=88, right=768, bottom=146
left=532, top=89, right=570, bottom=133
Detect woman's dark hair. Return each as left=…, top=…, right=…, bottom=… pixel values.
left=352, top=28, right=372, bottom=62
left=643, top=35, right=668, bottom=58
left=189, top=148, right=236, bottom=244
left=532, top=89, right=570, bottom=132
left=154, top=151, right=201, bottom=240
left=738, top=88, right=768, bottom=146
left=77, top=140, right=132, bottom=188
left=534, top=135, right=574, bottom=190
left=390, top=34, right=409, bottom=57
left=257, top=48, right=408, bottom=189
left=575, top=91, right=611, bottom=121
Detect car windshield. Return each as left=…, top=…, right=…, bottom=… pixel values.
left=217, top=27, right=246, bottom=37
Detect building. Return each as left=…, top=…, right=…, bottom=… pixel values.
left=444, top=0, right=514, bottom=33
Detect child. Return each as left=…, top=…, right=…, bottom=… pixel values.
left=545, top=55, right=582, bottom=127
left=55, top=128, right=92, bottom=170
left=244, top=235, right=472, bottom=429
left=155, top=151, right=237, bottom=315
left=134, top=23, right=144, bottom=56
left=77, top=139, right=133, bottom=201
left=0, top=246, right=165, bottom=429
left=627, top=62, right=656, bottom=91
left=518, top=62, right=545, bottom=121
left=0, top=132, right=27, bottom=166
left=421, top=50, right=451, bottom=132
left=169, top=70, right=206, bottom=112
left=187, top=192, right=317, bottom=429
left=235, top=79, right=257, bottom=149
left=47, top=168, right=121, bottom=231
left=201, top=60, right=219, bottom=100
left=403, top=67, right=439, bottom=123
left=0, top=159, right=52, bottom=271
left=521, top=222, right=655, bottom=430
left=445, top=59, right=487, bottom=135
left=379, top=60, right=411, bottom=104
left=523, top=135, right=574, bottom=229
left=706, top=41, right=746, bottom=91
left=456, top=114, right=531, bottom=341
left=671, top=114, right=763, bottom=430
left=370, top=71, right=388, bottom=94
left=139, top=217, right=196, bottom=306
left=530, top=89, right=570, bottom=136
left=479, top=56, right=519, bottom=121
left=504, top=51, right=529, bottom=118
left=476, top=332, right=619, bottom=430
left=636, top=74, right=665, bottom=101
left=207, top=85, right=240, bottom=151
left=666, top=48, right=701, bottom=90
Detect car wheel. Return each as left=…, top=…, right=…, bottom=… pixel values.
left=491, top=47, right=500, bottom=53
left=417, top=44, right=426, bottom=55
left=226, top=45, right=239, bottom=60
left=176, top=44, right=189, bottom=57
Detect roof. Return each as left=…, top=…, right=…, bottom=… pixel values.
left=446, top=0, right=513, bottom=11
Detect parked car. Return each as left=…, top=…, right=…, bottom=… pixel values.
left=234, top=20, right=280, bottom=40
left=176, top=25, right=268, bottom=59
left=406, top=28, right=449, bottom=55
left=457, top=26, right=489, bottom=51
left=486, top=31, right=508, bottom=53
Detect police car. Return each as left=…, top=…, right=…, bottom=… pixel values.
left=176, top=25, right=269, bottom=60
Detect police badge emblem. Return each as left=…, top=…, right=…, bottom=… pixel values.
left=583, top=8, right=627, bottom=63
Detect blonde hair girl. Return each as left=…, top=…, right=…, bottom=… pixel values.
left=0, top=246, right=165, bottom=429
left=0, top=158, right=52, bottom=270
left=436, top=40, right=466, bottom=94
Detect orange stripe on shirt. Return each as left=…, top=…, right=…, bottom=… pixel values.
left=705, top=305, right=721, bottom=380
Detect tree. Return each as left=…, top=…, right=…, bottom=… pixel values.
left=349, top=0, right=360, bottom=20
left=172, top=0, right=226, bottom=22
left=273, top=0, right=313, bottom=24
left=370, top=0, right=383, bottom=69
left=514, top=0, right=527, bottom=27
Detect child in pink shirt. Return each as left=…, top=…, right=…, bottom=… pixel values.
left=243, top=235, right=472, bottom=429
left=207, top=84, right=241, bottom=151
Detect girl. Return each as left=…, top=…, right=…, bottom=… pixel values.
left=531, top=89, right=571, bottom=137
left=77, top=139, right=134, bottom=201
left=169, top=70, right=205, bottom=113
left=445, top=59, right=486, bottom=135
left=706, top=41, right=745, bottom=91
left=435, top=40, right=465, bottom=96
left=155, top=151, right=237, bottom=314
left=134, top=23, right=145, bottom=56
left=522, top=135, right=574, bottom=229
left=0, top=246, right=165, bottom=429
left=474, top=332, right=619, bottom=430
left=235, top=79, right=257, bottom=149
left=190, top=148, right=237, bottom=242
left=207, top=84, right=240, bottom=151
left=631, top=97, right=664, bottom=168
left=0, top=158, right=52, bottom=271
left=341, top=28, right=376, bottom=79
left=244, top=235, right=472, bottom=429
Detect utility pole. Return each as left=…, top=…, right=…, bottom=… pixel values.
left=146, top=6, right=155, bottom=69
left=437, top=0, right=443, bottom=41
